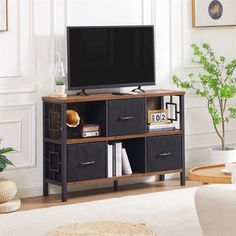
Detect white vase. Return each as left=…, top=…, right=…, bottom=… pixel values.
left=209, top=147, right=236, bottom=164
left=55, top=85, right=65, bottom=95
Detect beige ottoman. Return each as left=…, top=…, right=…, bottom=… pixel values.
left=0, top=178, right=17, bottom=203
left=0, top=178, right=20, bottom=213
left=195, top=184, right=236, bottom=236
left=0, top=197, right=21, bottom=213
left=49, top=221, right=155, bottom=236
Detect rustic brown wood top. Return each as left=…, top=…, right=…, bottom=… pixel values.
left=42, top=89, right=185, bottom=103
left=188, top=164, right=231, bottom=184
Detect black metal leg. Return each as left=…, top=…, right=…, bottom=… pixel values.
left=43, top=182, right=48, bottom=197
left=159, top=174, right=165, bottom=181
left=113, top=180, right=118, bottom=192
left=179, top=95, right=185, bottom=187
left=62, top=184, right=67, bottom=202
left=61, top=103, right=68, bottom=202
left=180, top=171, right=185, bottom=186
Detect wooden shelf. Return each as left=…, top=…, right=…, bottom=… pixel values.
left=42, top=89, right=185, bottom=104
left=67, top=130, right=183, bottom=144
left=67, top=169, right=182, bottom=186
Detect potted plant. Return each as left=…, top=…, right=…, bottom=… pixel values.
left=0, top=139, right=20, bottom=213
left=55, top=78, right=66, bottom=95
left=172, top=43, right=236, bottom=163
left=54, top=51, right=66, bottom=96
left=0, top=138, right=14, bottom=172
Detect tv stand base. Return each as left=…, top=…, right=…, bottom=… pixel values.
left=131, top=86, right=145, bottom=93
left=77, top=89, right=89, bottom=96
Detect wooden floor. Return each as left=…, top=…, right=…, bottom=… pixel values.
left=20, top=179, right=201, bottom=211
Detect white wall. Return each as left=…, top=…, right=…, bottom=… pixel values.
left=0, top=0, right=236, bottom=198
left=171, top=0, right=236, bottom=167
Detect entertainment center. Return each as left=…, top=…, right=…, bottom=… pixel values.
left=42, top=25, right=185, bottom=201
left=42, top=90, right=185, bottom=202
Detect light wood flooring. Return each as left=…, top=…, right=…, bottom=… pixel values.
left=20, top=179, right=201, bottom=211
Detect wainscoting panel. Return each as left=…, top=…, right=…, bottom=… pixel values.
left=0, top=0, right=19, bottom=78
left=0, top=103, right=36, bottom=169
left=0, top=0, right=35, bottom=94
left=0, top=119, right=22, bottom=152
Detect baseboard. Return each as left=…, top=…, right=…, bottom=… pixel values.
left=17, top=185, right=43, bottom=199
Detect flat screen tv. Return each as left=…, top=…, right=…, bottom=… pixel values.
left=67, top=26, right=155, bottom=91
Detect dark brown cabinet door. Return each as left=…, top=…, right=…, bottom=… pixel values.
left=147, top=135, right=182, bottom=172
left=108, top=98, right=145, bottom=136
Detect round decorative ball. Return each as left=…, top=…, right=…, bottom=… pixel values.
left=48, top=221, right=155, bottom=236
left=0, top=197, right=21, bottom=213
left=0, top=178, right=17, bottom=204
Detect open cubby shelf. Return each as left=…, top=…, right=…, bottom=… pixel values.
left=42, top=89, right=185, bottom=202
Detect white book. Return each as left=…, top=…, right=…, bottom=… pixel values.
left=112, top=144, right=116, bottom=176
left=107, top=144, right=113, bottom=178
left=113, top=142, right=122, bottom=177
left=148, top=127, right=175, bottom=132
left=112, top=142, right=122, bottom=176
left=148, top=123, right=176, bottom=129
left=122, top=148, right=132, bottom=175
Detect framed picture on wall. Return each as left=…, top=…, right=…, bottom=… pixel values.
left=0, top=0, right=8, bottom=32
left=192, top=0, right=236, bottom=27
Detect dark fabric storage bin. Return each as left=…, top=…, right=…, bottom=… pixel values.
left=108, top=98, right=145, bottom=136
left=147, top=135, right=182, bottom=172
left=67, top=142, right=106, bottom=182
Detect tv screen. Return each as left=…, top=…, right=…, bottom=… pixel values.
left=67, top=26, right=155, bottom=90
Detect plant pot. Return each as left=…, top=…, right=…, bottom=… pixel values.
left=209, top=147, right=236, bottom=164
left=0, top=178, right=17, bottom=204
left=55, top=85, right=65, bottom=95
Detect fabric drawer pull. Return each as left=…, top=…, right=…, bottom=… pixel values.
left=156, top=152, right=172, bottom=158
left=118, top=116, right=134, bottom=121
left=80, top=161, right=96, bottom=166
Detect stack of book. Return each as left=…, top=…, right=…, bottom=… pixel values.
left=107, top=143, right=133, bottom=178
left=147, top=122, right=176, bottom=132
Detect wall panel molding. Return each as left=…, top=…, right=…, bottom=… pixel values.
left=0, top=103, right=36, bottom=169
left=185, top=102, right=236, bottom=110
left=0, top=119, right=22, bottom=152
left=170, top=0, right=201, bottom=74
left=0, top=0, right=36, bottom=94
left=186, top=128, right=236, bottom=137
left=181, top=0, right=201, bottom=69
left=0, top=0, right=21, bottom=78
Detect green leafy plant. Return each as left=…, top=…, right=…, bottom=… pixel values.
left=0, top=138, right=14, bottom=172
left=55, top=78, right=65, bottom=86
left=172, top=43, right=236, bottom=150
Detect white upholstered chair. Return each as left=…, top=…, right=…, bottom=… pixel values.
left=195, top=184, right=236, bottom=236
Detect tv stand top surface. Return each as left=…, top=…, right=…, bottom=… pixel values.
left=42, top=89, right=185, bottom=103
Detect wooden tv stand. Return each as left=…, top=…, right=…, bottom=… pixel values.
left=42, top=89, right=185, bottom=202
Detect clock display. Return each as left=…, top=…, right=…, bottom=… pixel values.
left=147, top=109, right=168, bottom=124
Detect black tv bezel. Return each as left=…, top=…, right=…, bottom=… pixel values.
left=67, top=25, right=156, bottom=91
